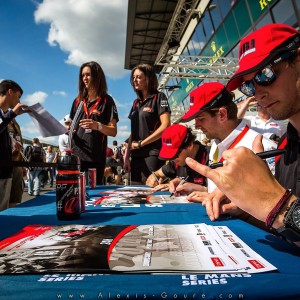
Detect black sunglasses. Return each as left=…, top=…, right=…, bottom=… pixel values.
left=238, top=50, right=297, bottom=97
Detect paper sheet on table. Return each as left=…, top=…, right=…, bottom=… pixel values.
left=0, top=223, right=277, bottom=274
left=28, top=103, right=66, bottom=137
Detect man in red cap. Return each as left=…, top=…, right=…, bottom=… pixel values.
left=179, top=82, right=275, bottom=195
left=186, top=24, right=300, bottom=246
left=150, top=124, right=207, bottom=192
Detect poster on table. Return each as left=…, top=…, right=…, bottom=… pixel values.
left=0, top=223, right=276, bottom=275
left=93, top=187, right=190, bottom=205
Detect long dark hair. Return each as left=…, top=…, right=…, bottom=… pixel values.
left=78, top=61, right=107, bottom=101
left=130, top=63, right=158, bottom=99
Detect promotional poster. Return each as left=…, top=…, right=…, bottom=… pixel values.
left=0, top=224, right=276, bottom=275
left=93, top=187, right=190, bottom=205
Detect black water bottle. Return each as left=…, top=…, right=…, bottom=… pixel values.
left=56, top=150, right=81, bottom=220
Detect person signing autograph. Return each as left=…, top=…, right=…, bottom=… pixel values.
left=187, top=24, right=300, bottom=246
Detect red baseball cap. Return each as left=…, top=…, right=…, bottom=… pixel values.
left=180, top=82, right=233, bottom=122
left=159, top=124, right=188, bottom=160
left=227, top=24, right=300, bottom=91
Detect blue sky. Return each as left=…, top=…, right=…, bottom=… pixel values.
left=0, top=0, right=135, bottom=148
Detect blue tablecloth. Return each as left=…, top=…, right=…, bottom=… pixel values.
left=0, top=186, right=300, bottom=300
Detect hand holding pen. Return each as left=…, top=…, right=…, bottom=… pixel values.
left=209, top=149, right=285, bottom=169
left=170, top=176, right=189, bottom=197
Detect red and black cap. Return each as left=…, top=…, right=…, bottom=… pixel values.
left=159, top=124, right=189, bottom=160
left=227, top=24, right=300, bottom=91
left=180, top=82, right=233, bottom=122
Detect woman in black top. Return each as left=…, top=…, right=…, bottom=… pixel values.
left=69, top=61, right=119, bottom=185
left=125, top=64, right=171, bottom=184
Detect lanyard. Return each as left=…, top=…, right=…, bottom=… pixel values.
left=219, top=125, right=250, bottom=162
left=83, top=97, right=101, bottom=118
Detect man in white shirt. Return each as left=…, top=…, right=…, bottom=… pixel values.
left=58, top=114, right=71, bottom=154
left=178, top=82, right=276, bottom=194
left=45, top=145, right=56, bottom=188
left=237, top=96, right=286, bottom=141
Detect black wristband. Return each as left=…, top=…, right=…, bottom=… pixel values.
left=265, top=189, right=292, bottom=230
left=138, top=140, right=142, bottom=149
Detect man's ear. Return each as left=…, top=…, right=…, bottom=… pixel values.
left=7, top=88, right=14, bottom=96
left=296, top=47, right=300, bottom=59
left=217, top=107, right=228, bottom=121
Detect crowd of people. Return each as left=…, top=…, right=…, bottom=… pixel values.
left=0, top=23, right=299, bottom=247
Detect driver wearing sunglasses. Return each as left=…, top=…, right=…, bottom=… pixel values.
left=238, top=50, right=298, bottom=97
left=185, top=24, right=300, bottom=246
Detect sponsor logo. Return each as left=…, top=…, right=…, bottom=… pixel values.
left=162, top=138, right=172, bottom=147
left=248, top=259, right=264, bottom=269
left=211, top=257, right=224, bottom=267
left=239, top=39, right=256, bottom=60
left=193, top=178, right=204, bottom=185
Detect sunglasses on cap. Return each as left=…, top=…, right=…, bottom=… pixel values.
left=238, top=50, right=297, bottom=97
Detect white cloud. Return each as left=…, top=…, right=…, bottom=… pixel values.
left=53, top=90, right=67, bottom=97
left=34, top=0, right=128, bottom=79
left=116, top=125, right=130, bottom=139
left=23, top=91, right=48, bottom=106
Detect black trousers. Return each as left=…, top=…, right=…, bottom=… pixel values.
left=130, top=155, right=164, bottom=184
left=80, top=160, right=105, bottom=185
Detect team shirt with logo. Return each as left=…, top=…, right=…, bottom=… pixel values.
left=128, top=92, right=171, bottom=158
left=70, top=94, right=119, bottom=163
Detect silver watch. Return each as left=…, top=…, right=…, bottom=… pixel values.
left=97, top=122, right=102, bottom=131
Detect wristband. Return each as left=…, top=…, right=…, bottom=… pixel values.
left=137, top=140, right=142, bottom=149
left=265, top=189, right=292, bottom=230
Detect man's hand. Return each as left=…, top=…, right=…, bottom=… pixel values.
left=185, top=147, right=286, bottom=222
left=12, top=103, right=29, bottom=115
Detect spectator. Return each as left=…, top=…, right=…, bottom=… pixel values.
left=58, top=114, right=71, bottom=154
left=24, top=138, right=45, bottom=196
left=112, top=140, right=124, bottom=165
left=69, top=61, right=118, bottom=185
left=0, top=80, right=29, bottom=210
left=45, top=145, right=56, bottom=188
left=104, top=145, right=121, bottom=185
left=187, top=24, right=300, bottom=246
left=124, top=63, right=171, bottom=184
left=106, top=146, right=114, bottom=158
left=121, top=139, right=130, bottom=185
left=237, top=96, right=287, bottom=140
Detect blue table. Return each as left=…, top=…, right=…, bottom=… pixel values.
left=0, top=186, right=300, bottom=300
